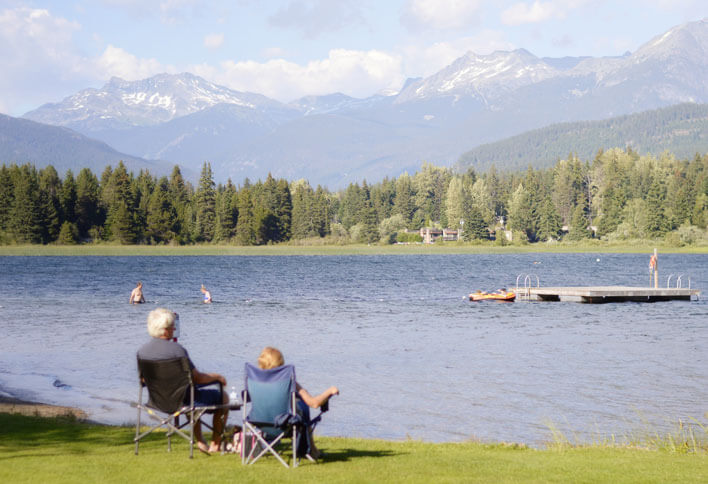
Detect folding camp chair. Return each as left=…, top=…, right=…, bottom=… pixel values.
left=133, top=357, right=231, bottom=458
left=241, top=363, right=301, bottom=468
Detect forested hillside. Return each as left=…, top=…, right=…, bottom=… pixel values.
left=0, top=114, right=173, bottom=177
left=1, top=147, right=707, bottom=246
left=457, top=103, right=708, bottom=173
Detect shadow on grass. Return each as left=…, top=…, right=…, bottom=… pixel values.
left=322, top=448, right=399, bottom=463
left=0, top=413, right=130, bottom=452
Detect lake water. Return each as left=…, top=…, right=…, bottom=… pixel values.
left=0, top=253, right=706, bottom=446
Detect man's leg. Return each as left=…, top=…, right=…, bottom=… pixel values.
left=208, top=391, right=229, bottom=452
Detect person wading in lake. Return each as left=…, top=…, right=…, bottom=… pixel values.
left=201, top=284, right=212, bottom=304
left=129, top=282, right=145, bottom=304
left=137, top=308, right=229, bottom=454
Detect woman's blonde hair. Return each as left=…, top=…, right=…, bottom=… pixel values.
left=258, top=346, right=284, bottom=370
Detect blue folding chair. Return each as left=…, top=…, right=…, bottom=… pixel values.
left=241, top=363, right=301, bottom=468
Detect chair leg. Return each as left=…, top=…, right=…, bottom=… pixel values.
left=134, top=387, right=142, bottom=455
left=134, top=413, right=140, bottom=455
left=293, top=425, right=298, bottom=468
left=189, top=410, right=194, bottom=459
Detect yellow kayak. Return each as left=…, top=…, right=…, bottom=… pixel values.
left=469, top=291, right=516, bottom=302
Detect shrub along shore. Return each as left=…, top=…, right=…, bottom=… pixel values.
left=1, top=241, right=708, bottom=256
left=0, top=410, right=706, bottom=484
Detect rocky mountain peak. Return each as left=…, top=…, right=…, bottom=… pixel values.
left=24, top=72, right=266, bottom=130
left=395, top=47, right=558, bottom=104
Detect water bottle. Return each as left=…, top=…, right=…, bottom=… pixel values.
left=229, top=386, right=239, bottom=406
left=172, top=314, right=180, bottom=341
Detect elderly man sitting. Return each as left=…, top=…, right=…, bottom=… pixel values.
left=137, top=308, right=228, bottom=454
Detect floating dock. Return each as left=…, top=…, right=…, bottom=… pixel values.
left=519, top=286, right=700, bottom=303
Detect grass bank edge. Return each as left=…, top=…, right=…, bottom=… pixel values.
left=1, top=413, right=707, bottom=484
left=1, top=241, right=707, bottom=256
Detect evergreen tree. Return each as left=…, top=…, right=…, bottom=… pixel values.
left=75, top=168, right=102, bottom=239
left=691, top=193, right=708, bottom=229
left=275, top=178, right=293, bottom=241
left=444, top=177, right=465, bottom=229
left=484, top=165, right=507, bottom=220
left=132, top=170, right=155, bottom=243
left=536, top=196, right=562, bottom=241
left=313, top=186, right=330, bottom=236
left=104, top=162, right=136, bottom=243
left=339, top=183, right=365, bottom=229
left=215, top=180, right=237, bottom=242
left=469, top=178, right=495, bottom=227
left=506, top=183, right=533, bottom=240
left=370, top=177, right=395, bottom=223
left=235, top=187, right=256, bottom=245
left=59, top=169, right=77, bottom=224
left=644, top=171, right=669, bottom=237
left=552, top=157, right=584, bottom=226
left=110, top=200, right=137, bottom=244
left=393, top=173, right=415, bottom=223
left=39, top=165, right=62, bottom=242
left=360, top=199, right=379, bottom=244
left=168, top=165, right=191, bottom=243
left=9, top=164, right=43, bottom=243
left=255, top=174, right=292, bottom=242
left=463, top=204, right=488, bottom=240
left=290, top=181, right=311, bottom=239
left=413, top=163, right=451, bottom=223
left=566, top=203, right=592, bottom=240
left=57, top=221, right=79, bottom=244
left=146, top=177, right=177, bottom=243
left=0, top=165, right=14, bottom=234
left=194, top=162, right=216, bottom=242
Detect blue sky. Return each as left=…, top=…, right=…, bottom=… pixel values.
left=0, top=0, right=704, bottom=116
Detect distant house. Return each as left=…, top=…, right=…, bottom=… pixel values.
left=420, top=227, right=459, bottom=243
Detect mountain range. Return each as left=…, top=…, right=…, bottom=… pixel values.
left=13, top=18, right=708, bottom=187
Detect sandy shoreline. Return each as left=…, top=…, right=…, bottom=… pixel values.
left=0, top=395, right=89, bottom=420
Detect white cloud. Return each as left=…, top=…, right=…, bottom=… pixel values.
left=262, top=46, right=289, bottom=58
left=0, top=7, right=85, bottom=114
left=268, top=0, right=365, bottom=38
left=401, top=0, right=483, bottom=31
left=193, top=48, right=404, bottom=101
left=203, top=33, right=224, bottom=49
left=94, top=45, right=172, bottom=80
left=99, top=0, right=207, bottom=24
left=501, top=0, right=595, bottom=26
left=501, top=1, right=558, bottom=26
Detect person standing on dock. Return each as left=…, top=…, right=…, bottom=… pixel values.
left=649, top=251, right=658, bottom=288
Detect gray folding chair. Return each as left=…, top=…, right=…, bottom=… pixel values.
left=133, top=357, right=228, bottom=458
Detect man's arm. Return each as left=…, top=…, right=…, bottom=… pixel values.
left=192, top=368, right=226, bottom=386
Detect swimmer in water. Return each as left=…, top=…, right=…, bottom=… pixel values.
left=201, top=284, right=212, bottom=304
left=130, top=282, right=145, bottom=304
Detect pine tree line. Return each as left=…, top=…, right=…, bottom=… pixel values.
left=1, top=148, right=707, bottom=246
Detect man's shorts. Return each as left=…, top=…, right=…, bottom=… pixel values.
left=187, top=387, right=223, bottom=407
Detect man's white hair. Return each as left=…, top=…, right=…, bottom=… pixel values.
left=147, top=308, right=176, bottom=338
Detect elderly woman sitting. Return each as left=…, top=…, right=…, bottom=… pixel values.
left=256, top=346, right=338, bottom=459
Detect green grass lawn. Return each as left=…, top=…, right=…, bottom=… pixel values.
left=1, top=414, right=707, bottom=483
left=1, top=241, right=707, bottom=256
